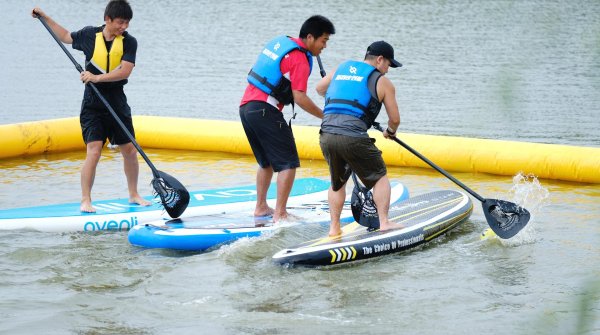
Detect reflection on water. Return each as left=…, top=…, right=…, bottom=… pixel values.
left=485, top=249, right=532, bottom=287
left=0, top=149, right=259, bottom=208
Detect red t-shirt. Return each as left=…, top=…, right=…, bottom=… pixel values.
left=240, top=37, right=311, bottom=111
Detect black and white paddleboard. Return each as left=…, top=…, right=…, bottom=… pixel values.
left=273, top=190, right=473, bottom=267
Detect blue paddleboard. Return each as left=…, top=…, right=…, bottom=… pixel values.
left=128, top=183, right=409, bottom=251
left=0, top=178, right=330, bottom=232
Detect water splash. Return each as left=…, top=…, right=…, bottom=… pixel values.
left=509, top=173, right=549, bottom=211
left=482, top=173, right=550, bottom=245
left=502, top=173, right=549, bottom=245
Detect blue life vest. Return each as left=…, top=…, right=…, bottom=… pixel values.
left=324, top=60, right=383, bottom=127
left=247, top=36, right=313, bottom=105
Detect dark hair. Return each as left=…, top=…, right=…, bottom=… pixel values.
left=299, top=15, right=335, bottom=39
left=104, top=0, right=133, bottom=20
left=364, top=54, right=378, bottom=62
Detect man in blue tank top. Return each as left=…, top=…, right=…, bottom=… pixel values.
left=316, top=41, right=404, bottom=236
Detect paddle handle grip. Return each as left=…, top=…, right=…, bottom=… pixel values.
left=36, top=15, right=160, bottom=179
left=373, top=123, right=486, bottom=203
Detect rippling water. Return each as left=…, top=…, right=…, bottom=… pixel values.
left=1, top=1, right=599, bottom=334
left=2, top=0, right=599, bottom=146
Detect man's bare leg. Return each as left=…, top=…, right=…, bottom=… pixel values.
left=80, top=141, right=103, bottom=213
left=273, top=168, right=295, bottom=222
left=121, top=143, right=151, bottom=206
left=372, top=176, right=404, bottom=231
left=327, top=184, right=346, bottom=236
left=255, top=165, right=274, bottom=216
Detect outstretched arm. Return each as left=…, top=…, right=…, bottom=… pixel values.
left=315, top=69, right=335, bottom=97
left=293, top=90, right=323, bottom=119
left=31, top=8, right=73, bottom=44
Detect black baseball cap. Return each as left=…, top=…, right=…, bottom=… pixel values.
left=366, top=41, right=402, bottom=68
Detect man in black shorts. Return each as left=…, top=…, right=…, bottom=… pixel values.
left=316, top=41, right=404, bottom=236
left=32, top=0, right=151, bottom=212
left=240, top=16, right=335, bottom=222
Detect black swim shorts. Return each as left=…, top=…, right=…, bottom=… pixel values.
left=79, top=87, right=134, bottom=146
left=319, top=131, right=387, bottom=191
left=239, top=101, right=300, bottom=172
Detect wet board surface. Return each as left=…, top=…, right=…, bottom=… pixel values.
left=273, top=190, right=473, bottom=267
left=128, top=183, right=410, bottom=251
left=0, top=178, right=330, bottom=232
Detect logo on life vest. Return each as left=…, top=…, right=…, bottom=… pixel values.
left=333, top=65, right=364, bottom=82
left=334, top=74, right=364, bottom=82
left=274, top=42, right=281, bottom=51
left=262, top=48, right=278, bottom=61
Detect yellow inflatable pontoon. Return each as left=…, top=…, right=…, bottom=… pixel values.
left=1, top=116, right=598, bottom=184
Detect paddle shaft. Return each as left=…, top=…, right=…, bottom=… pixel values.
left=315, top=57, right=483, bottom=203
left=37, top=15, right=160, bottom=178
left=373, top=124, right=486, bottom=203
left=316, top=55, right=326, bottom=77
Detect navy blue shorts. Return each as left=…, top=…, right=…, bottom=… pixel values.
left=239, top=101, right=300, bottom=172
left=79, top=87, right=134, bottom=146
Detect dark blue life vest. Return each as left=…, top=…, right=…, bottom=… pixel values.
left=324, top=60, right=383, bottom=127
left=247, top=36, right=313, bottom=105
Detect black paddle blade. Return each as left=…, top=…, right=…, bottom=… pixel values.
left=151, top=170, right=190, bottom=218
left=482, top=199, right=531, bottom=239
left=350, top=174, right=380, bottom=230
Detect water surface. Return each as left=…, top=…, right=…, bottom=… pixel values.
left=1, top=1, right=599, bottom=334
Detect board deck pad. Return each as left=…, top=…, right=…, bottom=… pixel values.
left=127, top=183, right=410, bottom=251
left=273, top=190, right=473, bottom=266
left=0, top=178, right=330, bottom=232
left=156, top=214, right=277, bottom=230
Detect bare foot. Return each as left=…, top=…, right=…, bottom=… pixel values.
left=80, top=200, right=96, bottom=213
left=254, top=206, right=274, bottom=217
left=379, top=222, right=406, bottom=231
left=273, top=212, right=286, bottom=223
left=328, top=221, right=343, bottom=237
left=130, top=195, right=152, bottom=206
left=274, top=212, right=301, bottom=224
left=328, top=229, right=343, bottom=237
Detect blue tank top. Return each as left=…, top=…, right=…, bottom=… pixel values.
left=323, top=60, right=382, bottom=127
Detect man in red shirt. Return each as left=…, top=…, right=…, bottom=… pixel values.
left=240, top=15, right=335, bottom=222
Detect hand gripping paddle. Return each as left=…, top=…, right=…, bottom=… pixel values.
left=36, top=15, right=189, bottom=218
left=372, top=123, right=530, bottom=239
